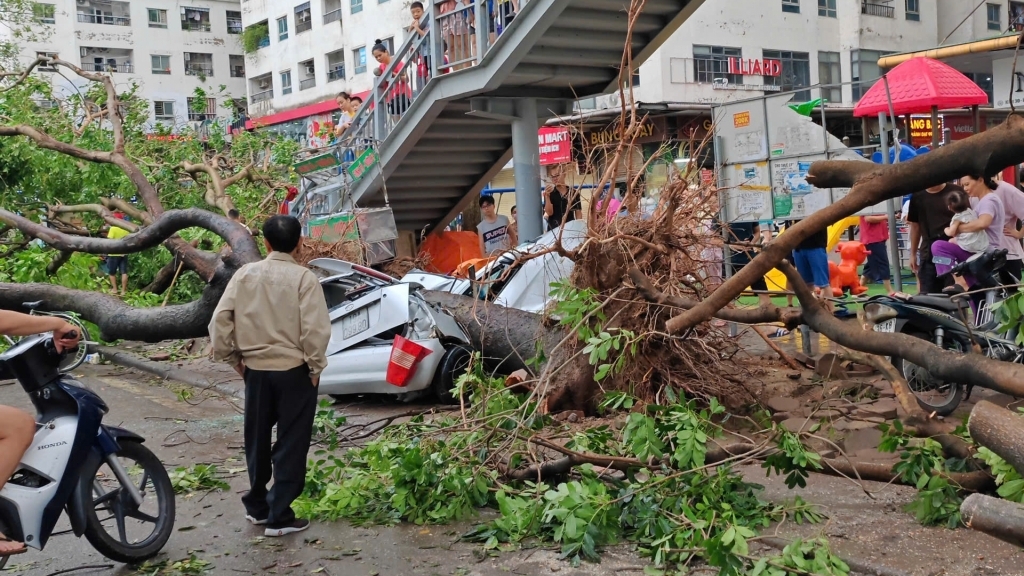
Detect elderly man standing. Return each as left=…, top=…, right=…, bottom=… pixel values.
left=209, top=215, right=331, bottom=537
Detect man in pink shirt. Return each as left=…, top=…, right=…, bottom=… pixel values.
left=859, top=214, right=893, bottom=294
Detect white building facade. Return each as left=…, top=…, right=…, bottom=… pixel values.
left=13, top=0, right=247, bottom=129
left=239, top=0, right=411, bottom=136
left=590, top=0, right=995, bottom=111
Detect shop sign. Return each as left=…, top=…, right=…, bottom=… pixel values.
left=538, top=127, right=571, bottom=165
left=733, top=111, right=750, bottom=128
left=728, top=57, right=782, bottom=77
left=712, top=78, right=782, bottom=92
left=587, top=118, right=659, bottom=146
left=992, top=56, right=1023, bottom=109
left=700, top=168, right=714, bottom=184
left=349, top=148, right=379, bottom=182
left=944, top=115, right=979, bottom=141
left=293, top=153, right=340, bottom=176
left=908, top=115, right=943, bottom=146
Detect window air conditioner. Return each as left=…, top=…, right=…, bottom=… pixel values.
left=258, top=79, right=270, bottom=88
left=305, top=64, right=314, bottom=74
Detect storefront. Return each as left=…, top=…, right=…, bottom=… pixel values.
left=244, top=91, right=370, bottom=149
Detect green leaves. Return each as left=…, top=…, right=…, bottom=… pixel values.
left=169, top=464, right=230, bottom=494
left=762, top=430, right=822, bottom=489
left=622, top=413, right=664, bottom=462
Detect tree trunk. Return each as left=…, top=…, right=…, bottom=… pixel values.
left=143, top=260, right=179, bottom=294
left=962, top=493, right=1024, bottom=548
left=46, top=250, right=72, bottom=276
left=422, top=291, right=559, bottom=375
left=969, top=400, right=1024, bottom=476
left=0, top=272, right=231, bottom=342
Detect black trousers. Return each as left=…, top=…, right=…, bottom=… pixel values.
left=242, top=365, right=317, bottom=525
left=917, top=254, right=953, bottom=294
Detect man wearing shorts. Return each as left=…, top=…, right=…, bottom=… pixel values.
left=859, top=214, right=893, bottom=294
left=105, top=212, right=131, bottom=297
left=789, top=221, right=830, bottom=296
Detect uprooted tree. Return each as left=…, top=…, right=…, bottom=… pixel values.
left=0, top=56, right=302, bottom=339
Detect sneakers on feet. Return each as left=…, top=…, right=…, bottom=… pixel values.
left=265, top=519, right=309, bottom=537
left=245, top=514, right=268, bottom=526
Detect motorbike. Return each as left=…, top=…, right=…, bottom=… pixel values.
left=0, top=333, right=175, bottom=569
left=865, top=248, right=1018, bottom=416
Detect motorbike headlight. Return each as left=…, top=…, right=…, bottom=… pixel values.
left=864, top=303, right=898, bottom=325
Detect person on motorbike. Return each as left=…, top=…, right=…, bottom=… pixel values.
left=0, top=310, right=81, bottom=556
left=931, top=174, right=1006, bottom=294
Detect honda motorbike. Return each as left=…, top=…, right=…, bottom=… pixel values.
left=865, top=248, right=1018, bottom=416
left=0, top=334, right=175, bottom=568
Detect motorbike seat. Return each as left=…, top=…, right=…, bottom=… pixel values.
left=907, top=294, right=963, bottom=312
left=21, top=301, right=43, bottom=311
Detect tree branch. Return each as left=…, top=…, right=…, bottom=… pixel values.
left=664, top=115, right=1024, bottom=334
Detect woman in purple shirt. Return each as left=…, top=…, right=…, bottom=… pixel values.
left=931, top=173, right=1005, bottom=293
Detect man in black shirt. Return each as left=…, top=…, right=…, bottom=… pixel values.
left=907, top=183, right=961, bottom=294
left=543, top=164, right=582, bottom=231
left=723, top=221, right=771, bottom=305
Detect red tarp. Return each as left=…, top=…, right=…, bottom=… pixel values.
left=853, top=57, right=988, bottom=118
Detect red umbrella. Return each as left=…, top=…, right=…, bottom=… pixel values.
left=853, top=57, right=988, bottom=118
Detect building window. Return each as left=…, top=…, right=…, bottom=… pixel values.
left=281, top=70, right=293, bottom=95
left=1013, top=2, right=1024, bottom=31
left=294, top=2, right=312, bottom=33
left=851, top=49, right=892, bottom=100
left=184, top=52, right=214, bottom=77
left=324, top=0, right=342, bottom=23
left=352, top=0, right=363, bottom=14
left=227, top=10, right=242, bottom=33
left=763, top=50, right=811, bottom=101
left=36, top=52, right=58, bottom=72
left=299, top=59, right=316, bottom=90
left=230, top=55, right=245, bottom=78
left=818, top=51, right=841, bottom=103
left=187, top=97, right=218, bottom=121
left=148, top=8, right=167, bottom=28
left=33, top=3, right=56, bottom=24
left=151, top=54, right=171, bottom=74
left=154, top=101, right=175, bottom=121
left=905, top=0, right=920, bottom=20
left=251, top=74, right=273, bottom=102
left=181, top=6, right=211, bottom=32
left=381, top=37, right=395, bottom=54
left=782, top=0, right=800, bottom=13
left=989, top=3, right=1004, bottom=30
left=817, top=0, right=836, bottom=17
left=692, top=45, right=742, bottom=85
left=327, top=49, right=345, bottom=81
left=353, top=46, right=366, bottom=74
left=277, top=16, right=289, bottom=40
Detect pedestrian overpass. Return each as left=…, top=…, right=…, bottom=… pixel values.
left=331, top=0, right=706, bottom=240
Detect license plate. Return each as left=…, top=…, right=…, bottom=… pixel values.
left=874, top=319, right=896, bottom=333
left=341, top=307, right=369, bottom=339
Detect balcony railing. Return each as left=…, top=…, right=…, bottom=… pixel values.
left=299, top=77, right=316, bottom=90
left=188, top=112, right=213, bottom=121
left=77, top=13, right=130, bottom=26
left=182, top=20, right=212, bottom=32
left=323, top=9, right=342, bottom=24
left=251, top=89, right=273, bottom=103
left=227, top=17, right=243, bottom=33
left=185, top=64, right=214, bottom=76
left=328, top=67, right=345, bottom=81
left=861, top=1, right=895, bottom=17
left=82, top=62, right=133, bottom=73
left=296, top=19, right=312, bottom=33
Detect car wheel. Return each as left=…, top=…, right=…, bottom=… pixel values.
left=432, top=345, right=472, bottom=405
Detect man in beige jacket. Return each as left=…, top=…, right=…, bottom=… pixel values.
left=209, top=215, right=331, bottom=537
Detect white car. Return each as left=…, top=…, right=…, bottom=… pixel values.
left=402, top=220, right=588, bottom=314
left=309, top=258, right=472, bottom=403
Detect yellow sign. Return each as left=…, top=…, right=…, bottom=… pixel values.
left=733, top=111, right=751, bottom=128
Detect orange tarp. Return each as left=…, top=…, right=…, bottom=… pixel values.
left=419, top=231, right=482, bottom=274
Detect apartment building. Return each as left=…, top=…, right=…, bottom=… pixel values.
left=589, top=0, right=996, bottom=111
left=238, top=0, right=409, bottom=143
left=13, top=0, right=247, bottom=129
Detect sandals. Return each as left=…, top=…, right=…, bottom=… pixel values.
left=0, top=533, right=27, bottom=556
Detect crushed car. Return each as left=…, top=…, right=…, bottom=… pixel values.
left=308, top=258, right=472, bottom=403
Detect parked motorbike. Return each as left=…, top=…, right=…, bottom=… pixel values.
left=865, top=248, right=1017, bottom=415
left=0, top=334, right=175, bottom=568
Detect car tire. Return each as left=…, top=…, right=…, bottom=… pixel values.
left=432, top=345, right=472, bottom=405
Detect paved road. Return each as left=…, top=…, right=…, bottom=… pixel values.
left=1, top=364, right=1021, bottom=576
